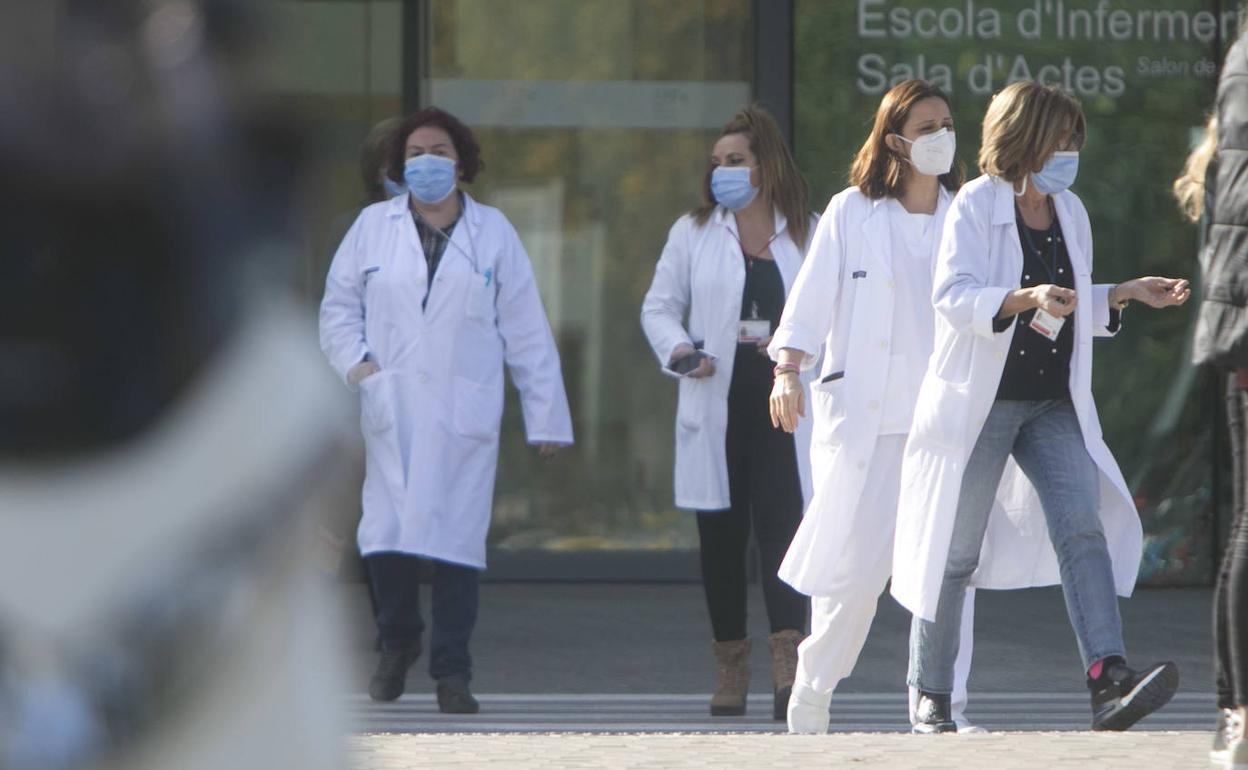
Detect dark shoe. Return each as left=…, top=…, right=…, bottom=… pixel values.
left=1089, top=659, right=1179, bottom=731
left=437, top=675, right=480, bottom=714
left=912, top=690, right=957, bottom=734
left=368, top=643, right=421, bottom=702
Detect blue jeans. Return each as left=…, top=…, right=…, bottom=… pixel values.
left=908, top=398, right=1125, bottom=694
left=367, top=552, right=479, bottom=681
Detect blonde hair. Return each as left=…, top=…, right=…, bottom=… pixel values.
left=1173, top=115, right=1217, bottom=223
left=979, top=81, right=1086, bottom=184
left=693, top=105, right=811, bottom=249
left=849, top=79, right=963, bottom=200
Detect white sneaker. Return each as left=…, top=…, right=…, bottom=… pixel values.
left=786, top=682, right=831, bottom=734
left=954, top=714, right=987, bottom=734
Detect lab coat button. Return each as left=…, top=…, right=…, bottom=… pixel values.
left=857, top=461, right=866, bottom=470
left=867, top=400, right=880, bottom=410
left=878, top=340, right=888, bottom=350
left=418, top=372, right=429, bottom=383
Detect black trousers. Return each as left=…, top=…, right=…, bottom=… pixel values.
left=1216, top=373, right=1248, bottom=708
left=697, top=346, right=808, bottom=642
left=367, top=552, right=479, bottom=682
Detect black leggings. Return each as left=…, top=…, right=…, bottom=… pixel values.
left=1216, top=373, right=1248, bottom=708
left=697, top=346, right=807, bottom=642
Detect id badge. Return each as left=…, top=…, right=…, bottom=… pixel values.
left=1029, top=308, right=1065, bottom=341
left=738, top=319, right=771, bottom=343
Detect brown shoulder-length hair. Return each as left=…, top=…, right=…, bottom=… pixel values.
left=692, top=105, right=811, bottom=249
left=387, top=106, right=484, bottom=186
left=849, top=79, right=963, bottom=200
left=979, top=81, right=1086, bottom=185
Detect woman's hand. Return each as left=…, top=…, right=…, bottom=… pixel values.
left=769, top=372, right=805, bottom=434
left=1029, top=284, right=1078, bottom=317
left=1115, top=277, right=1191, bottom=309
left=349, top=359, right=380, bottom=387
left=537, top=443, right=561, bottom=459
left=668, top=343, right=716, bottom=378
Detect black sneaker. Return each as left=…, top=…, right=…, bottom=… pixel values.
left=437, top=675, right=480, bottom=714
left=368, top=643, right=421, bottom=702
left=1088, top=659, right=1179, bottom=731
left=912, top=691, right=957, bottom=734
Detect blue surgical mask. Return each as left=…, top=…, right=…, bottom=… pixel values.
left=1032, top=151, right=1079, bottom=195
left=382, top=176, right=407, bottom=198
left=403, top=154, right=458, bottom=204
left=710, top=165, right=758, bottom=211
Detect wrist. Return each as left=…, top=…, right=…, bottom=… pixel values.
left=1110, top=282, right=1131, bottom=310
left=773, top=362, right=800, bottom=379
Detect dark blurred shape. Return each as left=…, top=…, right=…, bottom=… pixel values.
left=0, top=0, right=302, bottom=457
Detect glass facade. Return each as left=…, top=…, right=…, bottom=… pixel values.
left=280, top=0, right=1236, bottom=583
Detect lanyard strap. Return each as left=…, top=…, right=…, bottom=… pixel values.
left=1018, top=206, right=1059, bottom=284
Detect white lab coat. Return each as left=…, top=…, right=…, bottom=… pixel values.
left=641, top=206, right=816, bottom=510
left=768, top=187, right=951, bottom=596
left=890, top=175, right=1141, bottom=622
left=319, top=192, right=573, bottom=569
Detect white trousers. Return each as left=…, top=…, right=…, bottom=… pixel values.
left=793, top=435, right=975, bottom=721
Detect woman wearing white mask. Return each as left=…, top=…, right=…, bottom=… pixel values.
left=319, top=107, right=573, bottom=713
left=767, top=79, right=980, bottom=734
left=893, top=81, right=1191, bottom=733
left=641, top=105, right=816, bottom=719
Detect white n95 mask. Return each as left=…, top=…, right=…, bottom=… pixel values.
left=894, top=128, right=956, bottom=177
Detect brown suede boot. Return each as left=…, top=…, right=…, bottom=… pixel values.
left=769, top=629, right=804, bottom=721
left=710, top=639, right=750, bottom=716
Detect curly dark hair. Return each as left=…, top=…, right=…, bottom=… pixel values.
left=387, top=107, right=484, bottom=186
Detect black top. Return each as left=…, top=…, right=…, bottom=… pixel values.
left=995, top=210, right=1076, bottom=401
left=738, top=254, right=785, bottom=332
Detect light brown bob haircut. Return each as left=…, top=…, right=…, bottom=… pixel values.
left=693, top=104, right=811, bottom=249
left=979, top=81, right=1086, bottom=185
left=850, top=79, right=963, bottom=200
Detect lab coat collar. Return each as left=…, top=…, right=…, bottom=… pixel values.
left=860, top=195, right=894, bottom=280
left=712, top=203, right=789, bottom=240
left=384, top=188, right=483, bottom=229
left=991, top=175, right=1019, bottom=226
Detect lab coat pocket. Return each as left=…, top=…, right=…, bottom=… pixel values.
left=910, top=376, right=970, bottom=453
left=358, top=370, right=395, bottom=434
left=808, top=375, right=848, bottom=446
left=465, top=276, right=496, bottom=323
left=675, top=376, right=706, bottom=431
left=453, top=376, right=503, bottom=440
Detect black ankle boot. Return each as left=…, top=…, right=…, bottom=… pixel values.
left=912, top=690, right=957, bottom=734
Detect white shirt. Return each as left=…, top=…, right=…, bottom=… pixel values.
left=880, top=199, right=937, bottom=434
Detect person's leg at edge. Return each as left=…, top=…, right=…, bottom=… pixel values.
left=1216, top=374, right=1247, bottom=763
left=1225, top=376, right=1248, bottom=764
left=430, top=558, right=480, bottom=713
left=908, top=400, right=1021, bottom=731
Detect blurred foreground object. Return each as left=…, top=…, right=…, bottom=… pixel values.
left=0, top=1, right=351, bottom=768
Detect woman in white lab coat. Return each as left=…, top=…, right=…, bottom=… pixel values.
left=641, top=105, right=815, bottom=720
left=319, top=107, right=573, bottom=713
left=893, top=81, right=1190, bottom=733
left=767, top=79, right=979, bottom=734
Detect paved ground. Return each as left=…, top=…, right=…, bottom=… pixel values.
left=337, top=582, right=1219, bottom=767
left=347, top=731, right=1214, bottom=769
